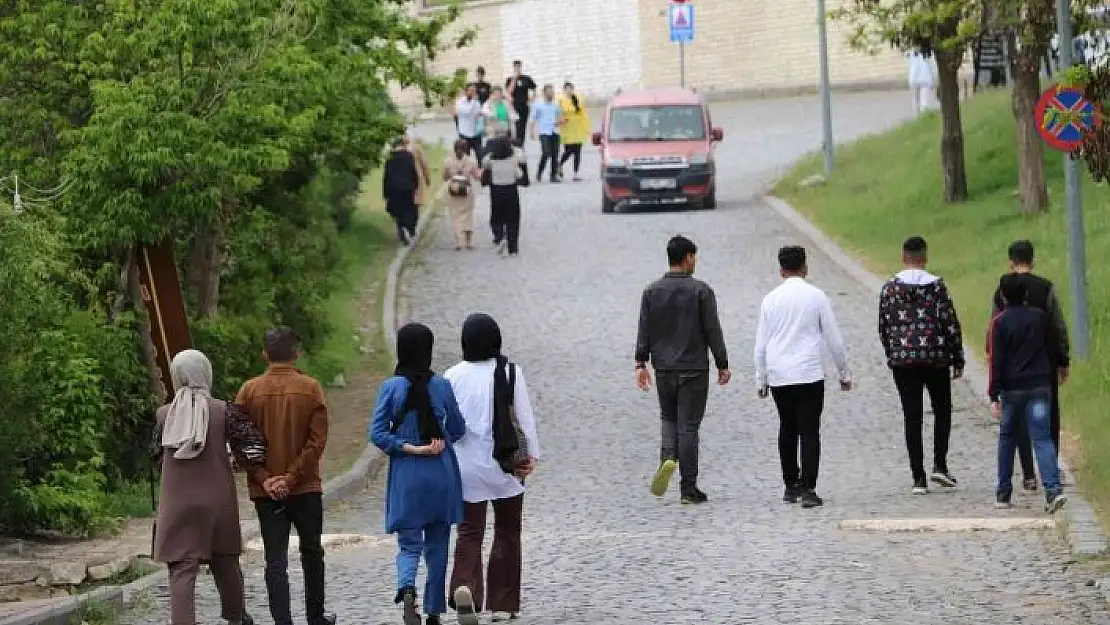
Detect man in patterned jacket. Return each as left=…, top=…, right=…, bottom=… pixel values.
left=878, top=236, right=966, bottom=495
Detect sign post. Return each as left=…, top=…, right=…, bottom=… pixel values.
left=817, top=0, right=834, bottom=175
left=668, top=2, right=694, bottom=87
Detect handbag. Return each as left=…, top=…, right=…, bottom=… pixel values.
left=505, top=363, right=530, bottom=469
left=448, top=172, right=471, bottom=198
left=481, top=166, right=492, bottom=187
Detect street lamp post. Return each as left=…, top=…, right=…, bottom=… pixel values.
left=817, top=0, right=834, bottom=175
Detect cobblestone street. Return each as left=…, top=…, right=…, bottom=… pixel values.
left=123, top=92, right=1110, bottom=625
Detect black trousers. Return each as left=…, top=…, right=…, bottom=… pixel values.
left=656, top=370, right=710, bottom=491
left=460, top=134, right=482, bottom=160
left=559, top=143, right=583, bottom=173
left=386, top=194, right=418, bottom=243
left=891, top=364, right=953, bottom=483
left=512, top=107, right=528, bottom=147
left=1015, top=378, right=1061, bottom=479
left=770, top=381, right=825, bottom=490
left=489, top=184, right=521, bottom=254
left=255, top=493, right=327, bottom=625
left=536, top=134, right=560, bottom=180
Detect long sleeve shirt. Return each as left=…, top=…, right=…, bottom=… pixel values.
left=987, top=305, right=1055, bottom=401
left=635, top=271, right=728, bottom=371
left=988, top=271, right=1070, bottom=367
left=755, top=277, right=850, bottom=388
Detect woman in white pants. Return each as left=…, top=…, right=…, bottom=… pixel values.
left=908, top=50, right=937, bottom=115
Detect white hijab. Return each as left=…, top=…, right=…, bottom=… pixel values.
left=161, top=349, right=213, bottom=460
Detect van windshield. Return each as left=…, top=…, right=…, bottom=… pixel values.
left=607, top=105, right=706, bottom=141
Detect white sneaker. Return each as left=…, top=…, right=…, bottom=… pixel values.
left=453, top=587, right=480, bottom=625
left=495, top=240, right=507, bottom=256
left=491, top=613, right=517, bottom=622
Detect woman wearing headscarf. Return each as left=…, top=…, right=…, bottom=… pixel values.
left=557, top=82, right=590, bottom=181
left=370, top=324, right=466, bottom=625
left=443, top=138, right=481, bottom=251
left=444, top=314, right=541, bottom=625
left=151, top=349, right=268, bottom=625
left=481, top=128, right=528, bottom=257
left=383, top=137, right=421, bottom=246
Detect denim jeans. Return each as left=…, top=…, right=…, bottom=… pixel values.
left=396, top=523, right=451, bottom=616
left=998, top=387, right=1061, bottom=501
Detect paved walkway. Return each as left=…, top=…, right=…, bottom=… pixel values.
left=121, top=92, right=1110, bottom=625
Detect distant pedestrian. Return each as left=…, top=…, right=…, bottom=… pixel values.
left=236, top=327, right=336, bottom=625
left=988, top=275, right=1069, bottom=513
left=481, top=128, right=528, bottom=256
left=504, top=60, right=536, bottom=147
left=370, top=323, right=466, bottom=625
left=443, top=139, right=481, bottom=251
left=152, top=349, right=266, bottom=625
left=482, top=87, right=515, bottom=142
left=529, top=84, right=564, bottom=183
left=446, top=313, right=541, bottom=625
left=383, top=137, right=421, bottom=246
left=456, top=84, right=483, bottom=158
left=635, top=235, right=730, bottom=505
left=907, top=49, right=937, bottom=114
left=754, top=246, right=851, bottom=509
left=987, top=240, right=1070, bottom=492
left=878, top=236, right=965, bottom=495
left=557, top=82, right=590, bottom=181
left=407, top=132, right=432, bottom=216
left=471, top=66, right=492, bottom=106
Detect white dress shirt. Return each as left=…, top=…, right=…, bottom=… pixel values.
left=754, top=276, right=851, bottom=388
left=455, top=97, right=482, bottom=139
left=444, top=360, right=542, bottom=503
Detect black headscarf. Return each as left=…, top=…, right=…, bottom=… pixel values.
left=394, top=323, right=443, bottom=443
left=460, top=313, right=519, bottom=472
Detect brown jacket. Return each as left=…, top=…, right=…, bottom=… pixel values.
left=235, top=364, right=328, bottom=499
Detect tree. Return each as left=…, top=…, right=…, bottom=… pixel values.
left=833, top=0, right=977, bottom=202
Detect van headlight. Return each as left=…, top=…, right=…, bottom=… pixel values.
left=688, top=153, right=710, bottom=165
left=605, top=158, right=628, bottom=174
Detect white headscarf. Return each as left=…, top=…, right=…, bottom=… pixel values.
left=161, top=349, right=213, bottom=460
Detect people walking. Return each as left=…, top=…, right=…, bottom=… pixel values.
left=481, top=128, right=528, bottom=256
left=443, top=139, right=481, bottom=251
left=407, top=132, right=432, bottom=217
left=445, top=313, right=541, bottom=625
left=878, top=236, right=965, bottom=495
left=907, top=48, right=937, bottom=115
left=988, top=275, right=1069, bottom=513
left=529, top=85, right=564, bottom=183
left=988, top=239, right=1070, bottom=492
left=383, top=137, right=421, bottom=246
left=482, top=87, right=515, bottom=142
left=151, top=349, right=267, bottom=625
left=235, top=327, right=336, bottom=625
left=504, top=60, right=536, bottom=147
left=370, top=323, right=466, bottom=625
left=455, top=84, right=483, bottom=158
left=634, top=235, right=730, bottom=505
left=754, top=246, right=851, bottom=509
left=557, top=82, right=590, bottom=181
left=471, top=66, right=492, bottom=106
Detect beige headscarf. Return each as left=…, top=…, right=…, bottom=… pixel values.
left=161, top=349, right=213, bottom=460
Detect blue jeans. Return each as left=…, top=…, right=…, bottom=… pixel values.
left=396, top=523, right=451, bottom=616
left=998, top=386, right=1061, bottom=501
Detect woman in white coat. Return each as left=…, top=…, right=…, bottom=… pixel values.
left=908, top=49, right=937, bottom=115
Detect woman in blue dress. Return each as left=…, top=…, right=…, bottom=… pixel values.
left=370, top=323, right=466, bottom=625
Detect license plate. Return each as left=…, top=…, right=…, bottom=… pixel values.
left=640, top=178, right=677, bottom=190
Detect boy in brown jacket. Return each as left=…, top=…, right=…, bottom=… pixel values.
left=236, top=327, right=335, bottom=625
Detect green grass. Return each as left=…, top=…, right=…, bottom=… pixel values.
left=100, top=480, right=157, bottom=521
left=774, top=88, right=1110, bottom=527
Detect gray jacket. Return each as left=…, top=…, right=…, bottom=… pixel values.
left=635, top=271, right=728, bottom=371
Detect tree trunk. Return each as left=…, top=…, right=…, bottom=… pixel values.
left=1012, top=42, right=1049, bottom=213
left=126, top=247, right=168, bottom=403
left=935, top=47, right=969, bottom=202
left=187, top=219, right=225, bottom=319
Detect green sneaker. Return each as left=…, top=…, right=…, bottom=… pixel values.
left=649, top=459, right=678, bottom=497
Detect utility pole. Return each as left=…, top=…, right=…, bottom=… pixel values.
left=680, top=41, right=686, bottom=87
left=1056, top=0, right=1091, bottom=359
left=817, top=0, right=834, bottom=175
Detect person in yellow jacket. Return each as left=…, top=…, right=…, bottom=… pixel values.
left=557, top=82, right=591, bottom=181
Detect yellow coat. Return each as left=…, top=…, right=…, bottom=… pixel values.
left=558, top=95, right=591, bottom=145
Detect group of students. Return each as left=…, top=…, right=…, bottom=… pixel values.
left=634, top=234, right=1071, bottom=514
left=148, top=317, right=542, bottom=625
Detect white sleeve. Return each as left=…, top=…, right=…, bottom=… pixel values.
left=753, top=298, right=770, bottom=388
left=513, top=367, right=541, bottom=460
left=818, top=291, right=851, bottom=381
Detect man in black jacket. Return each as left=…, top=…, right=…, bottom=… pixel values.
left=989, top=274, right=1068, bottom=513
left=634, top=235, right=730, bottom=505
left=988, top=240, right=1070, bottom=491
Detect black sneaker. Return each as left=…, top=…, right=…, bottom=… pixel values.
left=397, top=588, right=419, bottom=625
left=426, top=617, right=442, bottom=625
left=1046, top=492, right=1069, bottom=514
left=1022, top=478, right=1038, bottom=493
left=930, top=471, right=958, bottom=488
left=680, top=488, right=708, bottom=504
left=318, top=613, right=337, bottom=625
left=912, top=479, right=928, bottom=495
left=995, top=491, right=1012, bottom=509
left=783, top=483, right=801, bottom=504
left=800, top=490, right=823, bottom=508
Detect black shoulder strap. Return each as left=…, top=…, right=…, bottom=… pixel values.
left=507, top=363, right=516, bottom=403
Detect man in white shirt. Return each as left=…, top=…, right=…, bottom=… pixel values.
left=754, top=245, right=851, bottom=508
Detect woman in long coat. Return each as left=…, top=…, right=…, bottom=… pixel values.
left=370, top=323, right=466, bottom=625
left=151, top=349, right=268, bottom=625
left=443, top=138, right=481, bottom=250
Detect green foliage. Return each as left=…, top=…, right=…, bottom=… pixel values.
left=0, top=0, right=466, bottom=535
left=831, top=0, right=978, bottom=56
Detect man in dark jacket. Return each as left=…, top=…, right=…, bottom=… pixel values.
left=634, top=235, right=730, bottom=505
left=988, top=240, right=1070, bottom=491
left=382, top=138, right=420, bottom=246
left=989, top=274, right=1068, bottom=513
left=878, top=236, right=965, bottom=495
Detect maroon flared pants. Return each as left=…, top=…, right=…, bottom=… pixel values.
left=449, top=494, right=524, bottom=613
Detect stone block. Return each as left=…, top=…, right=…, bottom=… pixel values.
left=0, top=561, right=44, bottom=586
left=87, top=557, right=132, bottom=582
left=45, top=560, right=87, bottom=586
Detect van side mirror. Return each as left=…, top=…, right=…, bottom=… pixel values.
left=591, top=131, right=603, bottom=146
left=711, top=128, right=724, bottom=142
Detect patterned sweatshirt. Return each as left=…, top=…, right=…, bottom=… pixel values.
left=878, top=269, right=965, bottom=370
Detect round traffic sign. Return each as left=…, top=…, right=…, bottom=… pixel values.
left=1035, top=86, right=1100, bottom=151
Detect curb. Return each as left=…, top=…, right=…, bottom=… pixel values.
left=1, top=186, right=439, bottom=625
left=762, top=195, right=1109, bottom=559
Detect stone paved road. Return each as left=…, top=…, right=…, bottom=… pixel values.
left=122, top=92, right=1110, bottom=625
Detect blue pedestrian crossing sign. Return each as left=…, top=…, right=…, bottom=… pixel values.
left=669, top=3, right=694, bottom=43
